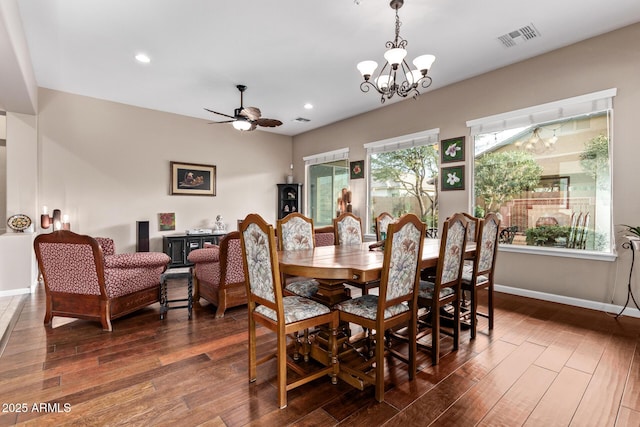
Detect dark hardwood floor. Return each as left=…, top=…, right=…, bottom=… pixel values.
left=1, top=281, right=640, bottom=426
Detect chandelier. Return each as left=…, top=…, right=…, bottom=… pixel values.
left=515, top=127, right=559, bottom=154
left=357, top=0, right=435, bottom=103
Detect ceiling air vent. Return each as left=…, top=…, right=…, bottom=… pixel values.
left=293, top=117, right=311, bottom=123
left=498, top=24, right=541, bottom=48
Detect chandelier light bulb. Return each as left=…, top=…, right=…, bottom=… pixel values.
left=376, top=75, right=393, bottom=91
left=412, top=54, right=436, bottom=73
left=357, top=60, right=378, bottom=80
left=406, top=70, right=422, bottom=85
left=383, top=48, right=407, bottom=67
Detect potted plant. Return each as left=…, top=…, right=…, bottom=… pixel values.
left=622, top=224, right=640, bottom=239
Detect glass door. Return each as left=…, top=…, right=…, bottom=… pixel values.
left=307, top=160, right=348, bottom=227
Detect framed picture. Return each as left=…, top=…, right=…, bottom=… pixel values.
left=170, top=161, right=216, bottom=196
left=441, top=165, right=465, bottom=191
left=350, top=160, right=364, bottom=179
left=159, top=212, right=176, bottom=231
left=440, top=136, right=465, bottom=163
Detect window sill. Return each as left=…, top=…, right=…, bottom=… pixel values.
left=499, top=244, right=617, bottom=262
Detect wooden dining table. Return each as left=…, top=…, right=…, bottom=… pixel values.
left=278, top=238, right=476, bottom=306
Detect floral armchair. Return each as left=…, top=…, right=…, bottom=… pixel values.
left=187, top=231, right=247, bottom=318
left=33, top=230, right=170, bottom=331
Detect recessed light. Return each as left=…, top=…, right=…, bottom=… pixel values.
left=303, top=103, right=313, bottom=110
left=135, top=53, right=151, bottom=63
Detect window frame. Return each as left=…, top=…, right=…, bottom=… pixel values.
left=466, top=89, right=617, bottom=262
left=364, top=128, right=440, bottom=238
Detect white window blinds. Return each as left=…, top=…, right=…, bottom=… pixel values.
left=303, top=148, right=349, bottom=165
left=364, top=128, right=440, bottom=154
left=466, top=88, right=617, bottom=135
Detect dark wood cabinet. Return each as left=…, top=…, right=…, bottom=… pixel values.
left=162, top=233, right=226, bottom=267
left=277, top=183, right=302, bottom=219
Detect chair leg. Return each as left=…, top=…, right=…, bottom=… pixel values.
left=375, top=328, right=385, bottom=402
left=248, top=316, right=257, bottom=383
left=408, top=312, right=417, bottom=379
left=453, top=297, right=460, bottom=351
left=470, top=287, right=478, bottom=339
left=277, top=328, right=288, bottom=409
left=432, top=303, right=440, bottom=365
left=488, top=284, right=494, bottom=330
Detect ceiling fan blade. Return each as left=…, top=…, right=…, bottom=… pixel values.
left=204, top=108, right=235, bottom=120
left=248, top=122, right=258, bottom=131
left=207, top=120, right=235, bottom=124
left=240, top=106, right=261, bottom=121
left=256, top=118, right=283, bottom=128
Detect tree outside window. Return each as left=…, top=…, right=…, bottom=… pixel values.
left=369, top=144, right=439, bottom=234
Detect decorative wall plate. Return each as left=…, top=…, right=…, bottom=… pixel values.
left=7, top=214, right=32, bottom=232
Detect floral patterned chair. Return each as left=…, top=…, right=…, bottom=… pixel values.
left=239, top=213, right=339, bottom=409
left=334, top=213, right=426, bottom=403
left=461, top=213, right=500, bottom=339
left=375, top=212, right=395, bottom=241
left=333, top=212, right=363, bottom=246
left=277, top=213, right=320, bottom=299
left=187, top=231, right=247, bottom=318
left=416, top=212, right=468, bottom=365
left=34, top=230, right=170, bottom=331
left=334, top=212, right=379, bottom=295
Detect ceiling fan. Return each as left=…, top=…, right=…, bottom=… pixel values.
left=205, top=85, right=283, bottom=131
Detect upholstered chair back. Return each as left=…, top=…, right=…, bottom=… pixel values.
left=439, top=215, right=468, bottom=286
left=277, top=213, right=315, bottom=251
left=314, top=226, right=335, bottom=246
left=241, top=216, right=278, bottom=305
left=37, top=238, right=103, bottom=296
left=382, top=215, right=424, bottom=303
left=376, top=212, right=395, bottom=241
left=477, top=214, right=500, bottom=273
left=333, top=212, right=363, bottom=246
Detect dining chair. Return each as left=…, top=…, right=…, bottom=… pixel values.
left=461, top=213, right=500, bottom=339
left=333, top=212, right=364, bottom=246
left=334, top=212, right=379, bottom=295
left=277, top=212, right=321, bottom=361
left=334, top=213, right=426, bottom=402
left=416, top=212, right=468, bottom=365
left=461, top=212, right=480, bottom=242
left=375, top=212, right=395, bottom=241
left=277, top=212, right=319, bottom=299
left=239, top=213, right=339, bottom=409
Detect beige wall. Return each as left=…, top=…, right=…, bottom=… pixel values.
left=37, top=88, right=293, bottom=253
left=292, top=23, right=640, bottom=307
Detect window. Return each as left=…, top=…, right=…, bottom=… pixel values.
left=304, top=149, right=349, bottom=227
left=467, top=89, right=615, bottom=256
left=365, top=129, right=440, bottom=236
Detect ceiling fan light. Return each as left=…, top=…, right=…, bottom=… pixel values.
left=384, top=48, right=407, bottom=67
left=412, top=54, right=435, bottom=72
left=357, top=60, right=378, bottom=79
left=233, top=119, right=252, bottom=131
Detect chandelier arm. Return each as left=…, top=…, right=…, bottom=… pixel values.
left=420, top=76, right=433, bottom=90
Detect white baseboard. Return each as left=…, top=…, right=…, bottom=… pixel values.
left=0, top=288, right=31, bottom=298
left=495, top=284, right=640, bottom=318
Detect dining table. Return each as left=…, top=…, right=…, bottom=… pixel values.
left=278, top=238, right=476, bottom=306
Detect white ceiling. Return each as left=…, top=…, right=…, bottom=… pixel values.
left=14, top=0, right=640, bottom=136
